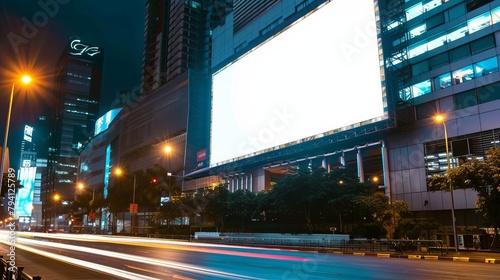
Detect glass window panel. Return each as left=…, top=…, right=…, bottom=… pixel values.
left=449, top=44, right=470, bottom=62
left=387, top=20, right=401, bottom=31
left=492, top=6, right=500, bottom=24
left=447, top=24, right=468, bottom=43
left=468, top=11, right=492, bottom=35
left=399, top=87, right=411, bottom=101
left=409, top=42, right=428, bottom=58
left=406, top=3, right=423, bottom=21
left=474, top=57, right=498, bottom=78
left=434, top=72, right=452, bottom=90
left=478, top=82, right=500, bottom=103
left=452, top=65, right=474, bottom=85
left=426, top=13, right=445, bottom=30
left=409, top=24, right=426, bottom=39
left=448, top=3, right=466, bottom=21
left=429, top=52, right=449, bottom=69
left=423, top=0, right=442, bottom=12
left=412, top=60, right=430, bottom=76
left=455, top=89, right=477, bottom=109
left=427, top=34, right=447, bottom=51
left=470, top=34, right=495, bottom=55
left=412, top=79, right=432, bottom=98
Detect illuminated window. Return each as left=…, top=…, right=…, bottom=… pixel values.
left=447, top=24, right=468, bottom=42
left=433, top=72, right=452, bottom=90
left=474, top=57, right=498, bottom=78
left=467, top=11, right=491, bottom=34
left=409, top=24, right=426, bottom=39
left=427, top=33, right=447, bottom=51
left=423, top=0, right=442, bottom=12
left=406, top=3, right=423, bottom=21
left=409, top=42, right=427, bottom=58
left=452, top=65, right=474, bottom=85
left=412, top=79, right=431, bottom=97
left=492, top=6, right=500, bottom=24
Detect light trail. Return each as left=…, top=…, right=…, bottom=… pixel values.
left=3, top=236, right=265, bottom=280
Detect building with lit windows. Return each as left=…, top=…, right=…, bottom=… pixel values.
left=43, top=38, right=104, bottom=230
left=76, top=0, right=500, bottom=242
left=187, top=0, right=500, bottom=240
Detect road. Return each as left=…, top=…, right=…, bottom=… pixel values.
left=1, top=231, right=499, bottom=279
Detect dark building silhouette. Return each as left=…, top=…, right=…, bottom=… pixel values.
left=42, top=38, right=104, bottom=229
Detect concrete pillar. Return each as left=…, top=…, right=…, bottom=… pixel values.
left=357, top=149, right=364, bottom=183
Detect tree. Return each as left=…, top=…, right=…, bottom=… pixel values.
left=428, top=147, right=500, bottom=248
left=267, top=167, right=331, bottom=233
left=356, top=194, right=410, bottom=239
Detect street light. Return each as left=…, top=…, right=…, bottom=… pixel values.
left=0, top=75, right=32, bottom=196
left=53, top=194, right=60, bottom=230
left=77, top=183, right=95, bottom=202
left=115, top=168, right=137, bottom=235
left=435, top=114, right=459, bottom=253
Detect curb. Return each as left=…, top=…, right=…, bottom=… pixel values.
left=329, top=251, right=500, bottom=264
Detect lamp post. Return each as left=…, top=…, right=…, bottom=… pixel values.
left=435, top=114, right=459, bottom=253
left=0, top=75, right=32, bottom=196
left=115, top=168, right=137, bottom=235
left=53, top=194, right=60, bottom=230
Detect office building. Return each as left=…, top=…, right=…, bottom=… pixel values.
left=43, top=38, right=104, bottom=229
left=199, top=0, right=500, bottom=235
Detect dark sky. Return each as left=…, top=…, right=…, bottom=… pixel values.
left=0, top=0, right=146, bottom=168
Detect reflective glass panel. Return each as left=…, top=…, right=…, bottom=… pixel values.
left=468, top=12, right=492, bottom=34
left=434, top=72, right=452, bottom=90
left=474, top=57, right=498, bottom=78
left=452, top=65, right=474, bottom=85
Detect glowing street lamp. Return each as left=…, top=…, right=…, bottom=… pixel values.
left=435, top=114, right=459, bottom=253
left=53, top=194, right=60, bottom=230
left=0, top=75, right=32, bottom=196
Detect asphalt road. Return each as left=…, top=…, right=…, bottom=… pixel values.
left=1, top=231, right=499, bottom=279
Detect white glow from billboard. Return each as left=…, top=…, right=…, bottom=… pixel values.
left=211, top=0, right=385, bottom=166
left=15, top=167, right=37, bottom=217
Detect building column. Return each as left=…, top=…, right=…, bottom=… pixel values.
left=381, top=141, right=391, bottom=202
left=357, top=149, right=364, bottom=182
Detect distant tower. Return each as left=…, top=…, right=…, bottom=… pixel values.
left=141, top=0, right=230, bottom=94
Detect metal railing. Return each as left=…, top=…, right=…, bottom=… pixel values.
left=0, top=255, right=41, bottom=280
left=215, top=236, right=447, bottom=256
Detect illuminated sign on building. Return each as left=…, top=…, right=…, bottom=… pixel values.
left=70, top=39, right=101, bottom=57
left=94, top=108, right=121, bottom=136
left=24, top=125, right=33, bottom=142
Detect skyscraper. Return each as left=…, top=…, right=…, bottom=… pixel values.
left=141, top=0, right=230, bottom=94
left=43, top=38, right=104, bottom=229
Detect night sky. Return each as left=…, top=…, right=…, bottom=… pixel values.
left=0, top=0, right=146, bottom=168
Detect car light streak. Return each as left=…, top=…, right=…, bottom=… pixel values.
left=13, top=232, right=308, bottom=262
left=12, top=243, right=161, bottom=280
left=9, top=237, right=265, bottom=280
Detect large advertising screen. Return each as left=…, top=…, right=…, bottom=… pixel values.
left=15, top=167, right=36, bottom=217
left=211, top=0, right=386, bottom=166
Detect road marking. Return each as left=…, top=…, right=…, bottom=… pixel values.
left=353, top=252, right=365, bottom=256
left=408, top=255, right=421, bottom=259
left=377, top=253, right=390, bottom=258
left=424, top=255, right=438, bottom=260
left=453, top=257, right=469, bottom=262
left=485, top=258, right=496, bottom=264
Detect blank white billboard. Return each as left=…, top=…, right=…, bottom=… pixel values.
left=211, top=0, right=386, bottom=166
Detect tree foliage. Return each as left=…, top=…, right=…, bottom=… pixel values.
left=427, top=147, right=500, bottom=230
